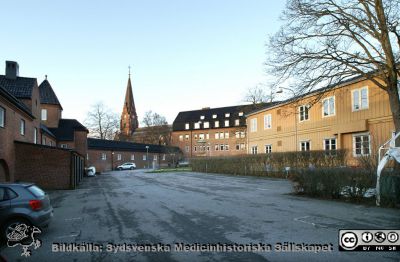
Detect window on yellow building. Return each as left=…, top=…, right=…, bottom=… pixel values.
left=299, top=105, right=309, bottom=121
left=300, top=141, right=311, bottom=151
left=251, top=146, right=258, bottom=154
left=322, top=96, right=335, bottom=117
left=353, top=133, right=370, bottom=156
left=264, top=114, right=272, bottom=129
left=352, top=87, right=368, bottom=111
left=250, top=118, right=257, bottom=132
left=265, top=145, right=272, bottom=153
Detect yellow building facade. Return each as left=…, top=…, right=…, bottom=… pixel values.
left=246, top=77, right=395, bottom=166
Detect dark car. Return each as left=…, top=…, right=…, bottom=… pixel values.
left=0, top=183, right=53, bottom=240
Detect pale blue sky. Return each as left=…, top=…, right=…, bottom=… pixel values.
left=1, top=0, right=286, bottom=124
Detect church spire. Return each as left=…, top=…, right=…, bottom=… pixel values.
left=120, top=68, right=139, bottom=136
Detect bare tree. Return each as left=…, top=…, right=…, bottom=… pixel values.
left=142, top=111, right=168, bottom=127
left=243, top=85, right=269, bottom=104
left=131, top=111, right=171, bottom=145
left=267, top=0, right=400, bottom=130
left=85, top=102, right=119, bottom=140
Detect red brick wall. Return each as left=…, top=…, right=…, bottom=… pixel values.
left=87, top=149, right=171, bottom=173
left=14, top=142, right=73, bottom=190
left=0, top=96, right=39, bottom=182
left=40, top=104, right=62, bottom=128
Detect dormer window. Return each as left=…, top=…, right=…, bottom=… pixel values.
left=238, top=112, right=244, bottom=116
left=185, top=123, right=190, bottom=130
left=225, top=113, right=230, bottom=117
left=200, top=115, right=205, bottom=120
left=212, top=114, right=217, bottom=119
left=194, top=122, right=200, bottom=129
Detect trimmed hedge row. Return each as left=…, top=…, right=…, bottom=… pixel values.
left=191, top=150, right=347, bottom=177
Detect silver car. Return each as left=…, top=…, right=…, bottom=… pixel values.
left=0, top=183, right=53, bottom=240
left=117, top=162, right=136, bottom=170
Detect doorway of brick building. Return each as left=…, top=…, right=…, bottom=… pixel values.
left=0, top=159, right=10, bottom=182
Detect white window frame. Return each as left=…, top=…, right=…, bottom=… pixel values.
left=298, top=105, right=309, bottom=122
left=179, top=135, right=183, bottom=141
left=352, top=86, right=369, bottom=111
left=225, top=113, right=230, bottom=117
left=235, top=119, right=240, bottom=126
left=101, top=153, right=107, bottom=160
left=225, top=144, right=229, bottom=151
left=238, top=112, right=244, bottom=116
left=200, top=115, right=205, bottom=120
left=215, top=133, right=219, bottom=139
left=41, top=109, right=47, bottom=121
left=117, top=154, right=122, bottom=161
left=34, top=128, right=37, bottom=144
left=0, top=106, right=4, bottom=128
left=322, top=96, right=335, bottom=117
left=185, top=123, right=190, bottom=130
left=353, top=133, right=371, bottom=157
left=212, top=114, right=217, bottom=119
left=250, top=118, right=257, bottom=132
left=154, top=155, right=157, bottom=161
left=194, top=122, right=200, bottom=129
left=251, top=146, right=258, bottom=155
left=265, top=144, right=272, bottom=154
left=224, top=120, right=229, bottom=127
left=185, top=134, right=189, bottom=140
left=203, top=122, right=209, bottom=128
left=131, top=154, right=135, bottom=161
left=324, top=138, right=337, bottom=151
left=300, top=140, right=311, bottom=152
left=206, top=133, right=209, bottom=139
left=224, top=132, right=229, bottom=138
left=264, top=114, right=272, bottom=129
left=214, top=121, right=219, bottom=128
left=20, top=119, right=25, bottom=135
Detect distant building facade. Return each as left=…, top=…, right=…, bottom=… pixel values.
left=87, top=138, right=181, bottom=172
left=171, top=105, right=269, bottom=159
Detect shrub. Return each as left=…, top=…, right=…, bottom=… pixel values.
left=190, top=150, right=347, bottom=177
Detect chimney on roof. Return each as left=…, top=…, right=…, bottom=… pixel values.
left=5, top=61, right=19, bottom=80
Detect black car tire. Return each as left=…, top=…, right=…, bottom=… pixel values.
left=130, top=167, right=134, bottom=170
left=2, top=218, right=31, bottom=242
left=118, top=168, right=122, bottom=171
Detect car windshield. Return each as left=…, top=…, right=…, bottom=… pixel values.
left=27, top=185, right=45, bottom=197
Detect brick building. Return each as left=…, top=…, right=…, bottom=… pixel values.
left=0, top=61, right=86, bottom=189
left=171, top=104, right=270, bottom=159
left=87, top=138, right=181, bottom=172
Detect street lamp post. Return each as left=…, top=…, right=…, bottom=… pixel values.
left=277, top=87, right=299, bottom=168
left=145, top=146, right=149, bottom=169
left=111, top=151, right=115, bottom=171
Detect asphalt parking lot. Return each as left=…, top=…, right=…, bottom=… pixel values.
left=1, top=170, right=399, bottom=262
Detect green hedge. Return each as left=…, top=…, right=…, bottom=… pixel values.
left=191, top=150, right=347, bottom=177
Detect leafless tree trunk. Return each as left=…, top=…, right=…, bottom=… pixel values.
left=267, top=0, right=400, bottom=130
left=84, top=102, right=120, bottom=140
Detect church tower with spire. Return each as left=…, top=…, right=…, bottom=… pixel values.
left=120, top=69, right=139, bottom=136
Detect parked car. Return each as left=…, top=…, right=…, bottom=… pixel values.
left=117, top=162, right=136, bottom=170
left=0, top=183, right=53, bottom=241
left=176, top=160, right=190, bottom=168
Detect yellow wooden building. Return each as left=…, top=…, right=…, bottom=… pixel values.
left=246, top=76, right=395, bottom=166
